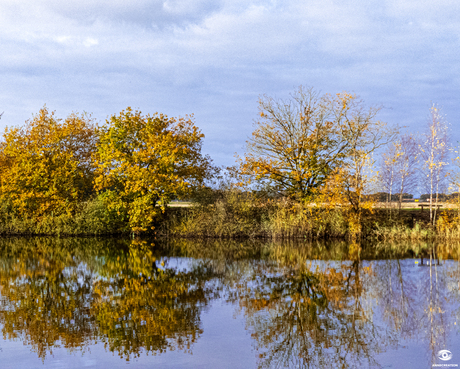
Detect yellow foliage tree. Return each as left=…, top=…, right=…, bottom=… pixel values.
left=93, top=108, right=215, bottom=232
left=0, top=107, right=97, bottom=217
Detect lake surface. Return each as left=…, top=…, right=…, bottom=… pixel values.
left=0, top=237, right=459, bottom=368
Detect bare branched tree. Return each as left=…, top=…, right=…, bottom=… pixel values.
left=379, top=143, right=399, bottom=209
left=379, top=134, right=420, bottom=214
left=394, top=134, right=420, bottom=210
left=419, top=105, right=450, bottom=224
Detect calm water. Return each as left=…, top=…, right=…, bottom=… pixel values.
left=0, top=237, right=459, bottom=368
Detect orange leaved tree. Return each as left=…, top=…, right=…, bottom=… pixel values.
left=93, top=108, right=216, bottom=232
left=238, top=86, right=394, bottom=201
left=0, top=107, right=98, bottom=217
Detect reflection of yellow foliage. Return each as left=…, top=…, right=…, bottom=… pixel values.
left=0, top=239, right=214, bottom=360
left=0, top=252, right=93, bottom=358
left=237, top=259, right=371, bottom=368
left=348, top=241, right=361, bottom=260
left=93, top=243, right=211, bottom=359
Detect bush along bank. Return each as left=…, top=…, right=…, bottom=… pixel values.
left=156, top=193, right=460, bottom=241
left=0, top=197, right=128, bottom=236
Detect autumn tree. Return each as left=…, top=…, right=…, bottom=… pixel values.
left=239, top=86, right=395, bottom=202
left=0, top=107, right=98, bottom=217
left=94, top=108, right=216, bottom=232
left=420, top=105, right=450, bottom=224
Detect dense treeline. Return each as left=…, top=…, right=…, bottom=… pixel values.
left=0, top=107, right=215, bottom=235
left=1, top=86, right=460, bottom=239
left=366, top=192, right=414, bottom=201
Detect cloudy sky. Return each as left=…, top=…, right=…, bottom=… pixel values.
left=1, top=0, right=459, bottom=167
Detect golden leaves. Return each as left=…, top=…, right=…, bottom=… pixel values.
left=93, top=108, right=216, bottom=231
left=0, top=106, right=97, bottom=217
left=238, top=86, right=391, bottom=201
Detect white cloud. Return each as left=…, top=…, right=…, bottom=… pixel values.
left=54, top=36, right=72, bottom=44
left=83, top=37, right=99, bottom=47
left=0, top=0, right=459, bottom=167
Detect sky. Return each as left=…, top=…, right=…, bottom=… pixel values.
left=1, top=0, right=459, bottom=168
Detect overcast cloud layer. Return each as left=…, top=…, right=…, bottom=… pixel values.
left=1, top=0, right=459, bottom=166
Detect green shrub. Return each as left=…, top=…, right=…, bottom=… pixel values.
left=0, top=196, right=128, bottom=236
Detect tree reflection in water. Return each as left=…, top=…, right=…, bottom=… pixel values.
left=92, top=240, right=216, bottom=358
left=0, top=239, right=95, bottom=358
left=0, top=238, right=459, bottom=368
left=0, top=238, right=217, bottom=360
left=233, top=240, right=460, bottom=368
left=233, top=245, right=385, bottom=368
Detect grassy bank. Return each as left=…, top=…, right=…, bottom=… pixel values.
left=158, top=192, right=460, bottom=241
left=2, top=190, right=460, bottom=240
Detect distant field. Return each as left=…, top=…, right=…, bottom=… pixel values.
left=167, top=201, right=194, bottom=207
left=374, top=202, right=456, bottom=209
left=166, top=201, right=457, bottom=209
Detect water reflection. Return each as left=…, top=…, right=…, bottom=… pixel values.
left=92, top=240, right=215, bottom=358
left=231, top=241, right=460, bottom=368
left=0, top=238, right=217, bottom=360
left=232, top=260, right=385, bottom=368
left=0, top=242, right=94, bottom=358
left=0, top=237, right=459, bottom=368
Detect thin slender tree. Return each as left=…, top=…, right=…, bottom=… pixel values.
left=379, top=142, right=399, bottom=211
left=419, top=105, right=449, bottom=225
left=394, top=134, right=420, bottom=211
left=447, top=145, right=460, bottom=219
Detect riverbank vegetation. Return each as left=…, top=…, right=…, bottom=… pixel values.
left=1, top=86, right=459, bottom=239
